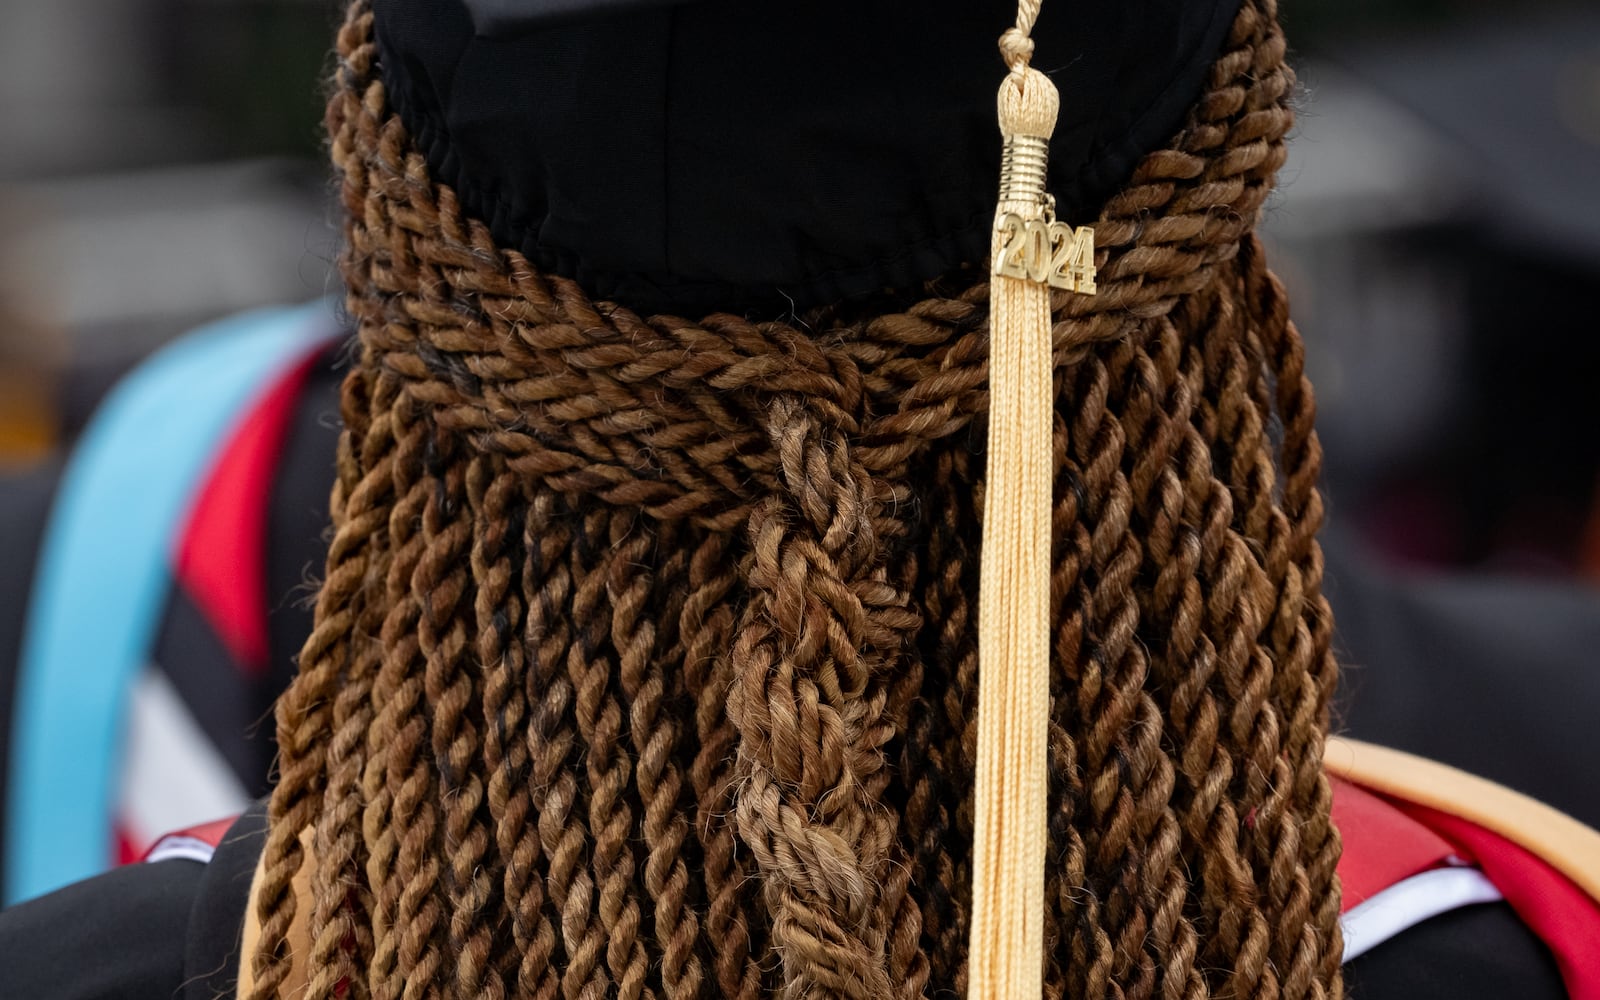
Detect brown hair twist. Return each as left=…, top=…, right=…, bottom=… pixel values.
left=247, top=0, right=1344, bottom=997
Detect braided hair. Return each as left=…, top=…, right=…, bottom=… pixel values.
left=249, top=0, right=1344, bottom=996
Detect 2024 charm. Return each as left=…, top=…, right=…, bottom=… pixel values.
left=994, top=213, right=1097, bottom=295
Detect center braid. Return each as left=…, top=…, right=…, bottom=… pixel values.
left=729, top=394, right=923, bottom=998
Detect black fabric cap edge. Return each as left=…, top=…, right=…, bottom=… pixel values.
left=466, top=0, right=699, bottom=34
left=373, top=0, right=1242, bottom=315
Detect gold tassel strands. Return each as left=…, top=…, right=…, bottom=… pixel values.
left=969, top=5, right=1095, bottom=999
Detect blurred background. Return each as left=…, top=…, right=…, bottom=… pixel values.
left=0, top=0, right=1597, bottom=571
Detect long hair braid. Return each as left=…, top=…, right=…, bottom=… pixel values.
left=249, top=0, right=1346, bottom=997
left=728, top=388, right=923, bottom=999
left=680, top=526, right=767, bottom=1000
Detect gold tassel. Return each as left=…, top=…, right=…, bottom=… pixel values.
left=969, top=6, right=1095, bottom=998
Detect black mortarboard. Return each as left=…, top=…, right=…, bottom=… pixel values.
left=373, top=0, right=1240, bottom=313
left=461, top=0, right=696, bottom=32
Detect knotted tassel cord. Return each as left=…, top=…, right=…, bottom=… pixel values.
left=970, top=5, right=1092, bottom=998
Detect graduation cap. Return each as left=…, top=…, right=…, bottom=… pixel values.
left=372, top=0, right=1239, bottom=313
left=463, top=0, right=698, bottom=33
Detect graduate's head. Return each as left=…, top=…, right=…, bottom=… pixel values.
left=250, top=2, right=1345, bottom=997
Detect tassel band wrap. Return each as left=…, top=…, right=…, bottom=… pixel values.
left=997, top=134, right=1051, bottom=208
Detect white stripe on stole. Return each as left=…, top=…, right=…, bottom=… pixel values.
left=1341, top=865, right=1504, bottom=963
left=117, top=667, right=253, bottom=855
